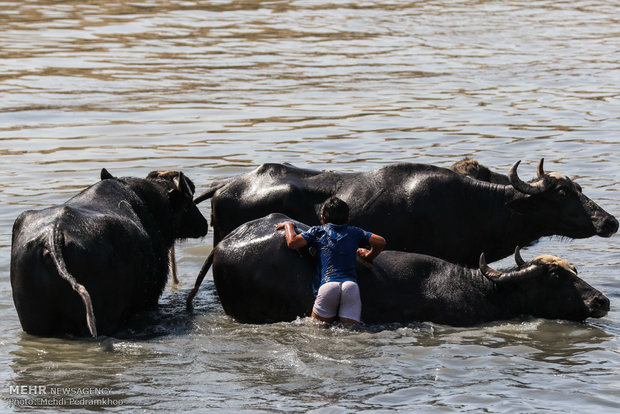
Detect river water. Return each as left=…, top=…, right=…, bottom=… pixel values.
left=1, top=0, right=619, bottom=412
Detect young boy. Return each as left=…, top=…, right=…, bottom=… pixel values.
left=276, top=197, right=386, bottom=324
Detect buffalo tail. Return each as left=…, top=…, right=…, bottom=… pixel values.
left=193, top=178, right=234, bottom=204
left=186, top=249, right=214, bottom=310
left=49, top=222, right=98, bottom=338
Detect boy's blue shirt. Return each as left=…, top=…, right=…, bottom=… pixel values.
left=300, top=223, right=372, bottom=294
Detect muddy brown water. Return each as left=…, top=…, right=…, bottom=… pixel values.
left=1, top=1, right=619, bottom=412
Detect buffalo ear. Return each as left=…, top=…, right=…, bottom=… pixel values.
left=101, top=168, right=115, bottom=180
left=173, top=172, right=195, bottom=197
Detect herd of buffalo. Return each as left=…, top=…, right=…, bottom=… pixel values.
left=10, top=159, right=618, bottom=337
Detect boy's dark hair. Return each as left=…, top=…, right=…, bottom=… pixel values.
left=321, top=197, right=349, bottom=225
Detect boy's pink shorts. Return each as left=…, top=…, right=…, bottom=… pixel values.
left=312, top=281, right=362, bottom=322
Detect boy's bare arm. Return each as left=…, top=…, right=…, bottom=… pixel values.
left=275, top=221, right=308, bottom=250
left=357, top=234, right=386, bottom=262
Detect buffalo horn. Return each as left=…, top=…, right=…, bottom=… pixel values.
left=480, top=253, right=543, bottom=284
left=479, top=253, right=503, bottom=278
left=536, top=158, right=545, bottom=179
left=508, top=160, right=547, bottom=195
left=514, top=246, right=525, bottom=267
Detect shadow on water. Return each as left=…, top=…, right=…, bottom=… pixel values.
left=112, top=293, right=198, bottom=341
left=113, top=281, right=222, bottom=340
left=411, top=317, right=615, bottom=365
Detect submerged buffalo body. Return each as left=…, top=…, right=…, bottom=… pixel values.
left=190, top=214, right=609, bottom=326
left=11, top=170, right=209, bottom=337
left=197, top=160, right=617, bottom=267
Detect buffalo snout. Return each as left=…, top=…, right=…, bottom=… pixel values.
left=596, top=214, right=619, bottom=238
left=586, top=294, right=610, bottom=318
left=180, top=205, right=209, bottom=239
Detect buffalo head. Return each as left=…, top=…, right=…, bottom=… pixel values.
left=506, top=159, right=618, bottom=239
left=146, top=170, right=209, bottom=239
left=480, top=248, right=610, bottom=321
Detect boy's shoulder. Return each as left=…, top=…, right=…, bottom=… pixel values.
left=304, top=223, right=371, bottom=236
left=301, top=223, right=339, bottom=236
left=300, top=224, right=324, bottom=238
left=346, top=225, right=373, bottom=238
left=326, top=223, right=372, bottom=238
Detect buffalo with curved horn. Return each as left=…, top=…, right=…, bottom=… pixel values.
left=188, top=214, right=609, bottom=326
left=195, top=159, right=617, bottom=267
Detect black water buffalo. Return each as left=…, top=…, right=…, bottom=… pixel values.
left=196, top=159, right=617, bottom=267
left=187, top=214, right=609, bottom=326
left=11, top=169, right=209, bottom=337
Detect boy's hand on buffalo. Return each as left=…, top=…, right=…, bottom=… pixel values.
left=357, top=248, right=372, bottom=261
